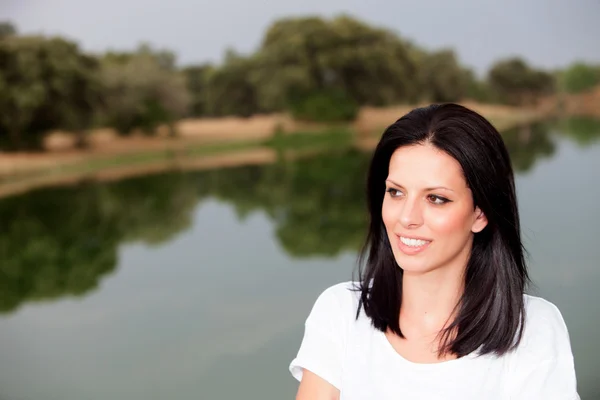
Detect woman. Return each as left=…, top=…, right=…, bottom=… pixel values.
left=289, top=104, right=579, bottom=399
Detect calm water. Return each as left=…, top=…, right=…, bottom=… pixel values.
left=0, top=119, right=599, bottom=399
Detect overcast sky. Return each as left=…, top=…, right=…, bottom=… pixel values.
left=2, top=0, right=599, bottom=74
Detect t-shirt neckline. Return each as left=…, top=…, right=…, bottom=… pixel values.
left=376, top=328, right=476, bottom=370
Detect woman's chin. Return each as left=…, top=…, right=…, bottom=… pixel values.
left=393, top=251, right=445, bottom=275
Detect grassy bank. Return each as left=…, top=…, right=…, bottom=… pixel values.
left=0, top=138, right=262, bottom=183
left=0, top=128, right=361, bottom=199
left=0, top=101, right=550, bottom=199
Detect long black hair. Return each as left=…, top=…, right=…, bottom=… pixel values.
left=356, top=103, right=530, bottom=358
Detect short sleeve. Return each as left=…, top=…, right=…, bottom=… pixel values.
left=507, top=297, right=580, bottom=399
left=289, top=283, right=352, bottom=389
left=508, top=359, right=580, bottom=400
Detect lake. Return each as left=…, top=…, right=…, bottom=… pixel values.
left=0, top=119, right=598, bottom=399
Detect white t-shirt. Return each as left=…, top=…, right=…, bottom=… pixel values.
left=289, top=281, right=580, bottom=400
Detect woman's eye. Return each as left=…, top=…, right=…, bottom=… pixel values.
left=428, top=195, right=449, bottom=205
left=386, top=188, right=402, bottom=198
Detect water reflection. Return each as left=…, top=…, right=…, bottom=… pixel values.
left=202, top=149, right=371, bottom=258
left=559, top=116, right=600, bottom=147
left=0, top=119, right=599, bottom=399
left=0, top=118, right=599, bottom=316
left=0, top=173, right=200, bottom=313
left=502, top=123, right=556, bottom=172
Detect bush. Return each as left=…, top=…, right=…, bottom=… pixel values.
left=560, top=63, right=600, bottom=94
left=288, top=89, right=358, bottom=122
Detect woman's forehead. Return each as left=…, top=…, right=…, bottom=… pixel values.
left=387, top=144, right=466, bottom=186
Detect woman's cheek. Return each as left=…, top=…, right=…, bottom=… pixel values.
left=425, top=206, right=470, bottom=235
left=381, top=198, right=397, bottom=229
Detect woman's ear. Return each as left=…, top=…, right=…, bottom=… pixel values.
left=471, top=207, right=488, bottom=233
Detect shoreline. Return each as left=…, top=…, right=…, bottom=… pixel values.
left=0, top=143, right=344, bottom=200
left=0, top=101, right=573, bottom=199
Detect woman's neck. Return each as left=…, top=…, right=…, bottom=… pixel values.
left=400, top=266, right=464, bottom=335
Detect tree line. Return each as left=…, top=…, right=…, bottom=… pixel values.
left=0, top=16, right=599, bottom=150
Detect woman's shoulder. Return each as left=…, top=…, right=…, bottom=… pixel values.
left=301, top=281, right=365, bottom=332
left=523, top=294, right=570, bottom=334
left=318, top=280, right=361, bottom=299
left=309, top=281, right=362, bottom=317
left=501, top=295, right=579, bottom=398
left=290, top=281, right=365, bottom=388
left=518, top=294, right=574, bottom=361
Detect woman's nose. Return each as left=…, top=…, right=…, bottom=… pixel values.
left=399, top=197, right=423, bottom=229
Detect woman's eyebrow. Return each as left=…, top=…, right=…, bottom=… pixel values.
left=385, top=179, right=454, bottom=192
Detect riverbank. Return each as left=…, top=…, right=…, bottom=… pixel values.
left=0, top=101, right=546, bottom=176
left=0, top=132, right=353, bottom=199
left=3, top=95, right=590, bottom=200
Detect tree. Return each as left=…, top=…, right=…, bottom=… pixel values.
left=103, top=43, right=177, bottom=71
left=0, top=21, right=16, bottom=38
left=0, top=35, right=102, bottom=150
left=250, top=15, right=420, bottom=114
left=0, top=37, right=46, bottom=148
left=182, top=64, right=213, bottom=117
left=33, top=39, right=103, bottom=148
left=487, top=57, right=555, bottom=106
left=98, top=47, right=190, bottom=134
left=464, top=70, right=496, bottom=103
left=560, top=62, right=600, bottom=94
left=323, top=15, right=420, bottom=105
left=204, top=50, right=261, bottom=117
left=417, top=49, right=471, bottom=103
left=287, top=88, right=359, bottom=122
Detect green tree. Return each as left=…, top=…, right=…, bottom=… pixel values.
left=559, top=62, right=600, bottom=93
left=205, top=50, right=261, bottom=117
left=182, top=64, right=213, bottom=117
left=0, top=35, right=102, bottom=150
left=0, top=21, right=16, bottom=38
left=102, top=43, right=177, bottom=71
left=417, top=49, right=471, bottom=103
left=487, top=58, right=555, bottom=106
left=464, top=71, right=496, bottom=103
left=98, top=46, right=190, bottom=135
left=287, top=88, right=358, bottom=122
left=323, top=15, right=420, bottom=105
left=250, top=15, right=420, bottom=113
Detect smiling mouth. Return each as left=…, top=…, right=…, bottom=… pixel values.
left=399, top=236, right=432, bottom=247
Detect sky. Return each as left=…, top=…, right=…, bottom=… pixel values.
left=2, top=0, right=599, bottom=75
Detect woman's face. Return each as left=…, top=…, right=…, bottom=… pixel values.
left=381, top=143, right=488, bottom=275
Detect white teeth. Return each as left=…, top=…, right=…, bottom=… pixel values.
left=400, top=237, right=430, bottom=247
